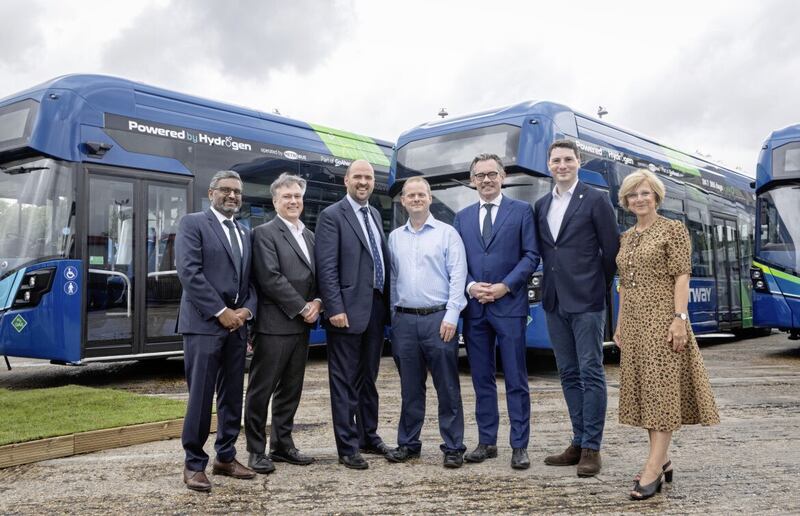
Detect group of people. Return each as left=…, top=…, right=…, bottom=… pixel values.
left=174, top=139, right=719, bottom=501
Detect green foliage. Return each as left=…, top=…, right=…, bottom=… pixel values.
left=0, top=385, right=187, bottom=445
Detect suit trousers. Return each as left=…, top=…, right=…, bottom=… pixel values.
left=182, top=331, right=247, bottom=471
left=391, top=310, right=465, bottom=454
left=244, top=330, right=310, bottom=454
left=544, top=305, right=607, bottom=450
left=326, top=290, right=385, bottom=456
left=463, top=312, right=530, bottom=448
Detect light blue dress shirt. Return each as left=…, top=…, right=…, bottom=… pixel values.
left=389, top=213, right=468, bottom=326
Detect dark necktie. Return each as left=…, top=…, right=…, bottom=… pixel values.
left=360, top=207, right=384, bottom=291
left=482, top=203, right=494, bottom=246
left=223, top=219, right=242, bottom=277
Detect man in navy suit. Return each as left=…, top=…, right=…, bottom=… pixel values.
left=315, top=159, right=391, bottom=470
left=175, top=170, right=257, bottom=492
left=534, top=140, right=619, bottom=477
left=453, top=153, right=539, bottom=470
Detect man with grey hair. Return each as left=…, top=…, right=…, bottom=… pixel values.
left=176, top=169, right=257, bottom=492
left=244, top=172, right=321, bottom=473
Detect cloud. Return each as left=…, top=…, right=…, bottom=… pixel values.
left=0, top=0, right=44, bottom=69
left=100, top=0, right=354, bottom=86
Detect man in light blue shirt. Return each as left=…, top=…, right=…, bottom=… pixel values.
left=385, top=176, right=468, bottom=468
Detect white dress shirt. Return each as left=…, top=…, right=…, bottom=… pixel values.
left=277, top=214, right=310, bottom=262
left=345, top=194, right=385, bottom=285
left=210, top=206, right=248, bottom=318
left=478, top=193, right=503, bottom=233
left=546, top=180, right=578, bottom=241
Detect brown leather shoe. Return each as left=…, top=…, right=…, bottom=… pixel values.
left=544, top=444, right=582, bottom=466
left=577, top=448, right=602, bottom=477
left=183, top=467, right=212, bottom=492
left=212, top=457, right=256, bottom=479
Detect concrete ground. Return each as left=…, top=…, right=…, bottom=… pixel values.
left=1, top=332, right=799, bottom=515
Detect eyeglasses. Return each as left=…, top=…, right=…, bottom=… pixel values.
left=214, top=187, right=242, bottom=196
left=625, top=191, right=654, bottom=200
left=473, top=171, right=499, bottom=181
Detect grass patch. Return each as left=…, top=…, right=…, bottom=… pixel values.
left=0, top=385, right=187, bottom=446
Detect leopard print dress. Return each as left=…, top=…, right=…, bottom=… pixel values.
left=617, top=216, right=720, bottom=431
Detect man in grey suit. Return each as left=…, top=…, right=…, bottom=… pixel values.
left=244, top=173, right=322, bottom=474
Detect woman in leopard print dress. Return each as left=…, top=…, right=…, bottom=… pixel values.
left=614, top=169, right=719, bottom=500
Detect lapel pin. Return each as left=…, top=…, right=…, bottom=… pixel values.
left=579, top=194, right=584, bottom=199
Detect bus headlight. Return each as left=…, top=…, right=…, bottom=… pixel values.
left=528, top=272, right=543, bottom=304
left=751, top=269, right=763, bottom=280
left=754, top=280, right=766, bottom=291
left=13, top=268, right=56, bottom=308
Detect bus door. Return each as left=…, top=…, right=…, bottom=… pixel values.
left=84, top=170, right=190, bottom=358
left=711, top=215, right=743, bottom=330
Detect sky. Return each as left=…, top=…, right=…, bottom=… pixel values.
left=1, top=0, right=798, bottom=176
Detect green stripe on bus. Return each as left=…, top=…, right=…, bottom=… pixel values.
left=662, top=147, right=701, bottom=177
left=753, top=261, right=800, bottom=285
left=309, top=124, right=391, bottom=167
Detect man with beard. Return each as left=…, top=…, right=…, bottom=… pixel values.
left=175, top=170, right=257, bottom=492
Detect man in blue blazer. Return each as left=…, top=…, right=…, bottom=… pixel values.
left=315, top=159, right=391, bottom=470
left=534, top=140, right=619, bottom=477
left=175, top=170, right=257, bottom=492
left=453, top=153, right=539, bottom=470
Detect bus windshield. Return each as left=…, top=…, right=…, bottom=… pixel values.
left=0, top=158, right=76, bottom=275
left=393, top=173, right=552, bottom=227
left=758, top=184, right=800, bottom=274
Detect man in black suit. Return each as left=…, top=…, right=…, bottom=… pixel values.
left=315, top=159, right=391, bottom=469
left=244, top=173, right=321, bottom=474
left=175, top=170, right=257, bottom=492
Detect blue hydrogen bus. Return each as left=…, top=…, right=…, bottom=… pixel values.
left=0, top=74, right=393, bottom=365
left=751, top=124, right=800, bottom=340
left=389, top=101, right=756, bottom=349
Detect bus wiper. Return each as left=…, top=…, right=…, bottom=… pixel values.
left=1, top=165, right=49, bottom=175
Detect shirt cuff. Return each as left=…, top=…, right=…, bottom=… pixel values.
left=443, top=309, right=460, bottom=326
left=466, top=281, right=476, bottom=298
left=214, top=306, right=226, bottom=318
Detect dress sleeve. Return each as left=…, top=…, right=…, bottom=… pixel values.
left=666, top=220, right=692, bottom=277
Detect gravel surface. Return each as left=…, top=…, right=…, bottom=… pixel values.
left=1, top=332, right=799, bottom=514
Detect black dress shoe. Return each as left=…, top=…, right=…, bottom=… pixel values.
left=511, top=448, right=530, bottom=470
left=339, top=453, right=369, bottom=470
left=443, top=451, right=464, bottom=469
left=359, top=442, right=391, bottom=456
left=386, top=445, right=421, bottom=463
left=270, top=448, right=315, bottom=466
left=248, top=452, right=276, bottom=474
left=464, top=444, right=498, bottom=463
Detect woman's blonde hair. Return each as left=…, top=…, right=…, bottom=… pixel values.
left=618, top=169, right=666, bottom=211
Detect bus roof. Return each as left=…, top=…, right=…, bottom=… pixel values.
left=0, top=74, right=393, bottom=173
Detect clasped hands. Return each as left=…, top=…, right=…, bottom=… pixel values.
left=217, top=307, right=250, bottom=332
left=469, top=282, right=509, bottom=304
left=301, top=299, right=323, bottom=324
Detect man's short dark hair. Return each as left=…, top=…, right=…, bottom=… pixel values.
left=469, top=153, right=505, bottom=176
left=547, top=140, right=580, bottom=161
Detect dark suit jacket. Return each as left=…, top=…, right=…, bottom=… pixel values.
left=175, top=209, right=257, bottom=337
left=315, top=197, right=389, bottom=335
left=251, top=218, right=316, bottom=335
left=453, top=195, right=539, bottom=319
left=534, top=181, right=620, bottom=313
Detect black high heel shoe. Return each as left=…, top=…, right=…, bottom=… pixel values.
left=633, top=460, right=673, bottom=485
left=630, top=472, right=664, bottom=501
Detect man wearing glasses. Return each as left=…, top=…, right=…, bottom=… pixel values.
left=176, top=170, right=257, bottom=492
left=534, top=139, right=619, bottom=477
left=453, top=153, right=539, bottom=470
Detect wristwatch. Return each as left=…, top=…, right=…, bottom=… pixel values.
left=674, top=312, right=688, bottom=321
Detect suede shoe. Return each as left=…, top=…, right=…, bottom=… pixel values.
left=386, top=445, right=421, bottom=463
left=443, top=451, right=464, bottom=469
left=464, top=444, right=498, bottom=463
left=359, top=442, right=391, bottom=457
left=511, top=448, right=530, bottom=470
left=248, top=452, right=276, bottom=474
left=577, top=448, right=602, bottom=477
left=544, top=444, right=582, bottom=466
left=270, top=448, right=314, bottom=466
left=183, top=467, right=211, bottom=492
left=212, top=457, right=256, bottom=479
left=339, top=453, right=369, bottom=470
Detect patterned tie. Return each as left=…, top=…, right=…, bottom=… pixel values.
left=360, top=207, right=384, bottom=291
left=223, top=219, right=242, bottom=277
left=482, top=203, right=494, bottom=246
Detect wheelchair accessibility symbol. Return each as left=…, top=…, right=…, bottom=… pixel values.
left=64, top=266, right=78, bottom=281
left=64, top=281, right=78, bottom=296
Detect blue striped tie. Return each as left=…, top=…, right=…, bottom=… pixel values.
left=360, top=207, right=384, bottom=291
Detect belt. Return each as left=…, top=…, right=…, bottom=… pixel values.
left=394, top=304, right=447, bottom=316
